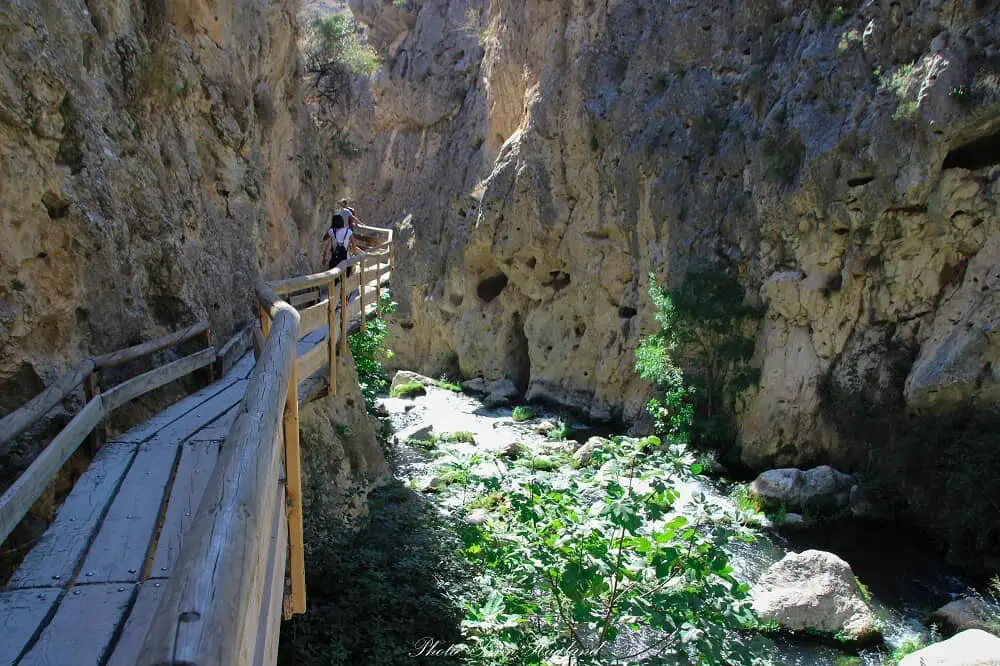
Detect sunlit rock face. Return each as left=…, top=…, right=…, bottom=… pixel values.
left=346, top=1, right=1000, bottom=559
left=0, top=0, right=333, bottom=403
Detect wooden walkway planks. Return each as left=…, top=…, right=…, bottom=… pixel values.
left=75, top=443, right=180, bottom=584
left=138, top=380, right=248, bottom=449
left=7, top=444, right=137, bottom=590
left=105, top=581, right=166, bottom=666
left=18, top=583, right=135, bottom=666
left=0, top=588, right=60, bottom=664
left=190, top=404, right=239, bottom=442
left=150, top=441, right=220, bottom=576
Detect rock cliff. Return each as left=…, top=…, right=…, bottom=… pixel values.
left=0, top=0, right=331, bottom=410
left=343, top=0, right=1000, bottom=562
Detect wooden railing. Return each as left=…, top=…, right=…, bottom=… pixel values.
left=0, top=322, right=222, bottom=548
left=140, top=225, right=394, bottom=665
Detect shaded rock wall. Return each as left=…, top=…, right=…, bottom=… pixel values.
left=0, top=0, right=332, bottom=407
left=344, top=1, right=1000, bottom=560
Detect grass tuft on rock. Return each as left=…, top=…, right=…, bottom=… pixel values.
left=389, top=381, right=426, bottom=398
left=511, top=405, right=536, bottom=422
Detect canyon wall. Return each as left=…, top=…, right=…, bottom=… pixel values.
left=345, top=0, right=1000, bottom=562
left=0, top=0, right=332, bottom=412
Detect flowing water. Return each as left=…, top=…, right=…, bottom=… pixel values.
left=382, top=384, right=991, bottom=665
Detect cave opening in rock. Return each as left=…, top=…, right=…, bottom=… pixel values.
left=942, top=131, right=1000, bottom=171
left=476, top=273, right=508, bottom=302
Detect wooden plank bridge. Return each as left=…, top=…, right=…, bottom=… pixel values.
left=0, top=223, right=395, bottom=665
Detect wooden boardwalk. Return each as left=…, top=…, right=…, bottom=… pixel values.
left=0, top=352, right=255, bottom=666
left=0, top=220, right=396, bottom=666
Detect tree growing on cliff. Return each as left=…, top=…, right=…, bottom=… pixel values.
left=301, top=13, right=380, bottom=105
left=636, top=271, right=761, bottom=452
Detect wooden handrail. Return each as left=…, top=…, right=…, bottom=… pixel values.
left=93, top=321, right=209, bottom=369
left=0, top=359, right=95, bottom=449
left=0, top=323, right=217, bottom=548
left=140, top=284, right=298, bottom=665
left=269, top=253, right=367, bottom=296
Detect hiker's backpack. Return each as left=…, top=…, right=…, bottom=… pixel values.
left=331, top=228, right=349, bottom=265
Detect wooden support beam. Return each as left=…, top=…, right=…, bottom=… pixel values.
left=0, top=396, right=105, bottom=546
left=375, top=257, right=382, bottom=314
left=93, top=321, right=209, bottom=370
left=339, top=273, right=348, bottom=357
left=252, top=324, right=265, bottom=361
left=327, top=279, right=336, bottom=397
left=283, top=346, right=306, bottom=618
left=359, top=259, right=366, bottom=333
left=216, top=325, right=253, bottom=377
left=0, top=358, right=95, bottom=450
left=101, top=348, right=217, bottom=413
left=84, top=371, right=103, bottom=456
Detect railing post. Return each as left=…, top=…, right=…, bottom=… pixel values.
left=201, top=327, right=215, bottom=384
left=375, top=256, right=382, bottom=314
left=359, top=259, right=366, bottom=333
left=283, top=348, right=306, bottom=619
left=327, top=279, right=336, bottom=397
left=259, top=305, right=271, bottom=338
left=83, top=371, right=103, bottom=456
left=339, top=274, right=348, bottom=357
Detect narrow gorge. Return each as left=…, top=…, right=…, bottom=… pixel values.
left=0, top=0, right=998, bottom=664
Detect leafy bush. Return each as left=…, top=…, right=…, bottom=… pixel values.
left=390, top=381, right=427, bottom=398
left=511, top=405, right=536, bottom=422
left=637, top=272, right=761, bottom=454
left=301, top=14, right=380, bottom=105
left=348, top=291, right=396, bottom=413
left=440, top=431, right=477, bottom=444
left=436, top=379, right=464, bottom=392
left=884, top=636, right=925, bottom=665
left=761, top=133, right=805, bottom=183
left=445, top=436, right=760, bottom=664
left=545, top=419, right=572, bottom=441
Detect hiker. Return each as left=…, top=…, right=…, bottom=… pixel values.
left=321, top=210, right=357, bottom=278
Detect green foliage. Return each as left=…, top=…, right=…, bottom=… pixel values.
left=879, top=62, right=921, bottom=120
left=511, top=405, right=537, bottom=422
left=436, top=379, right=464, bottom=392
left=884, top=636, right=926, bottom=665
left=855, top=577, right=872, bottom=603
left=348, top=291, right=396, bottom=413
left=304, top=14, right=380, bottom=77
left=837, top=28, right=861, bottom=53
left=761, top=133, right=805, bottom=183
left=440, top=436, right=761, bottom=664
left=407, top=437, right=438, bottom=452
left=440, top=431, right=477, bottom=444
left=637, top=272, right=762, bottom=453
left=730, top=483, right=763, bottom=516
left=545, top=419, right=572, bottom=441
left=390, top=381, right=427, bottom=399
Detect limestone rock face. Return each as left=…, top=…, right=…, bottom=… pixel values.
left=0, top=0, right=334, bottom=410
left=299, top=351, right=389, bottom=526
left=899, top=629, right=1000, bottom=666
left=344, top=1, right=1000, bottom=557
left=932, top=597, right=999, bottom=635
left=751, top=550, right=880, bottom=643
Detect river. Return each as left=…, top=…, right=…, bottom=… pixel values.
left=381, top=382, right=992, bottom=665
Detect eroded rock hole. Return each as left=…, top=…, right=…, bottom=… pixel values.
left=847, top=175, right=875, bottom=187
left=574, top=323, right=587, bottom=337
left=546, top=271, right=571, bottom=292
left=942, top=131, right=1000, bottom=170
left=399, top=321, right=414, bottom=330
left=449, top=293, right=464, bottom=307
left=476, top=273, right=508, bottom=302
left=42, top=192, right=70, bottom=219
left=618, top=306, right=637, bottom=318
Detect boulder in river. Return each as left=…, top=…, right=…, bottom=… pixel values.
left=461, top=377, right=488, bottom=395
left=572, top=436, right=609, bottom=467
left=899, top=629, right=1000, bottom=666
left=751, top=549, right=881, bottom=643
left=751, top=465, right=855, bottom=516
left=932, top=596, right=998, bottom=635
left=483, top=378, right=519, bottom=407
left=390, top=370, right=434, bottom=391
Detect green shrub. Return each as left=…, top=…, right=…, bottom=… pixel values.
left=348, top=291, right=397, bottom=413
left=761, top=133, right=805, bottom=183
left=440, top=431, right=476, bottom=444
left=510, top=405, right=536, bottom=422
left=435, top=379, right=463, bottom=392
left=526, top=455, right=560, bottom=471
left=389, top=381, right=426, bottom=399
left=406, top=437, right=438, bottom=452
left=545, top=419, right=572, bottom=440
left=884, top=636, right=926, bottom=665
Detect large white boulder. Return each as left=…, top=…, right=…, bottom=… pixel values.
left=751, top=465, right=855, bottom=515
left=751, top=550, right=880, bottom=642
left=899, top=629, right=1000, bottom=665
